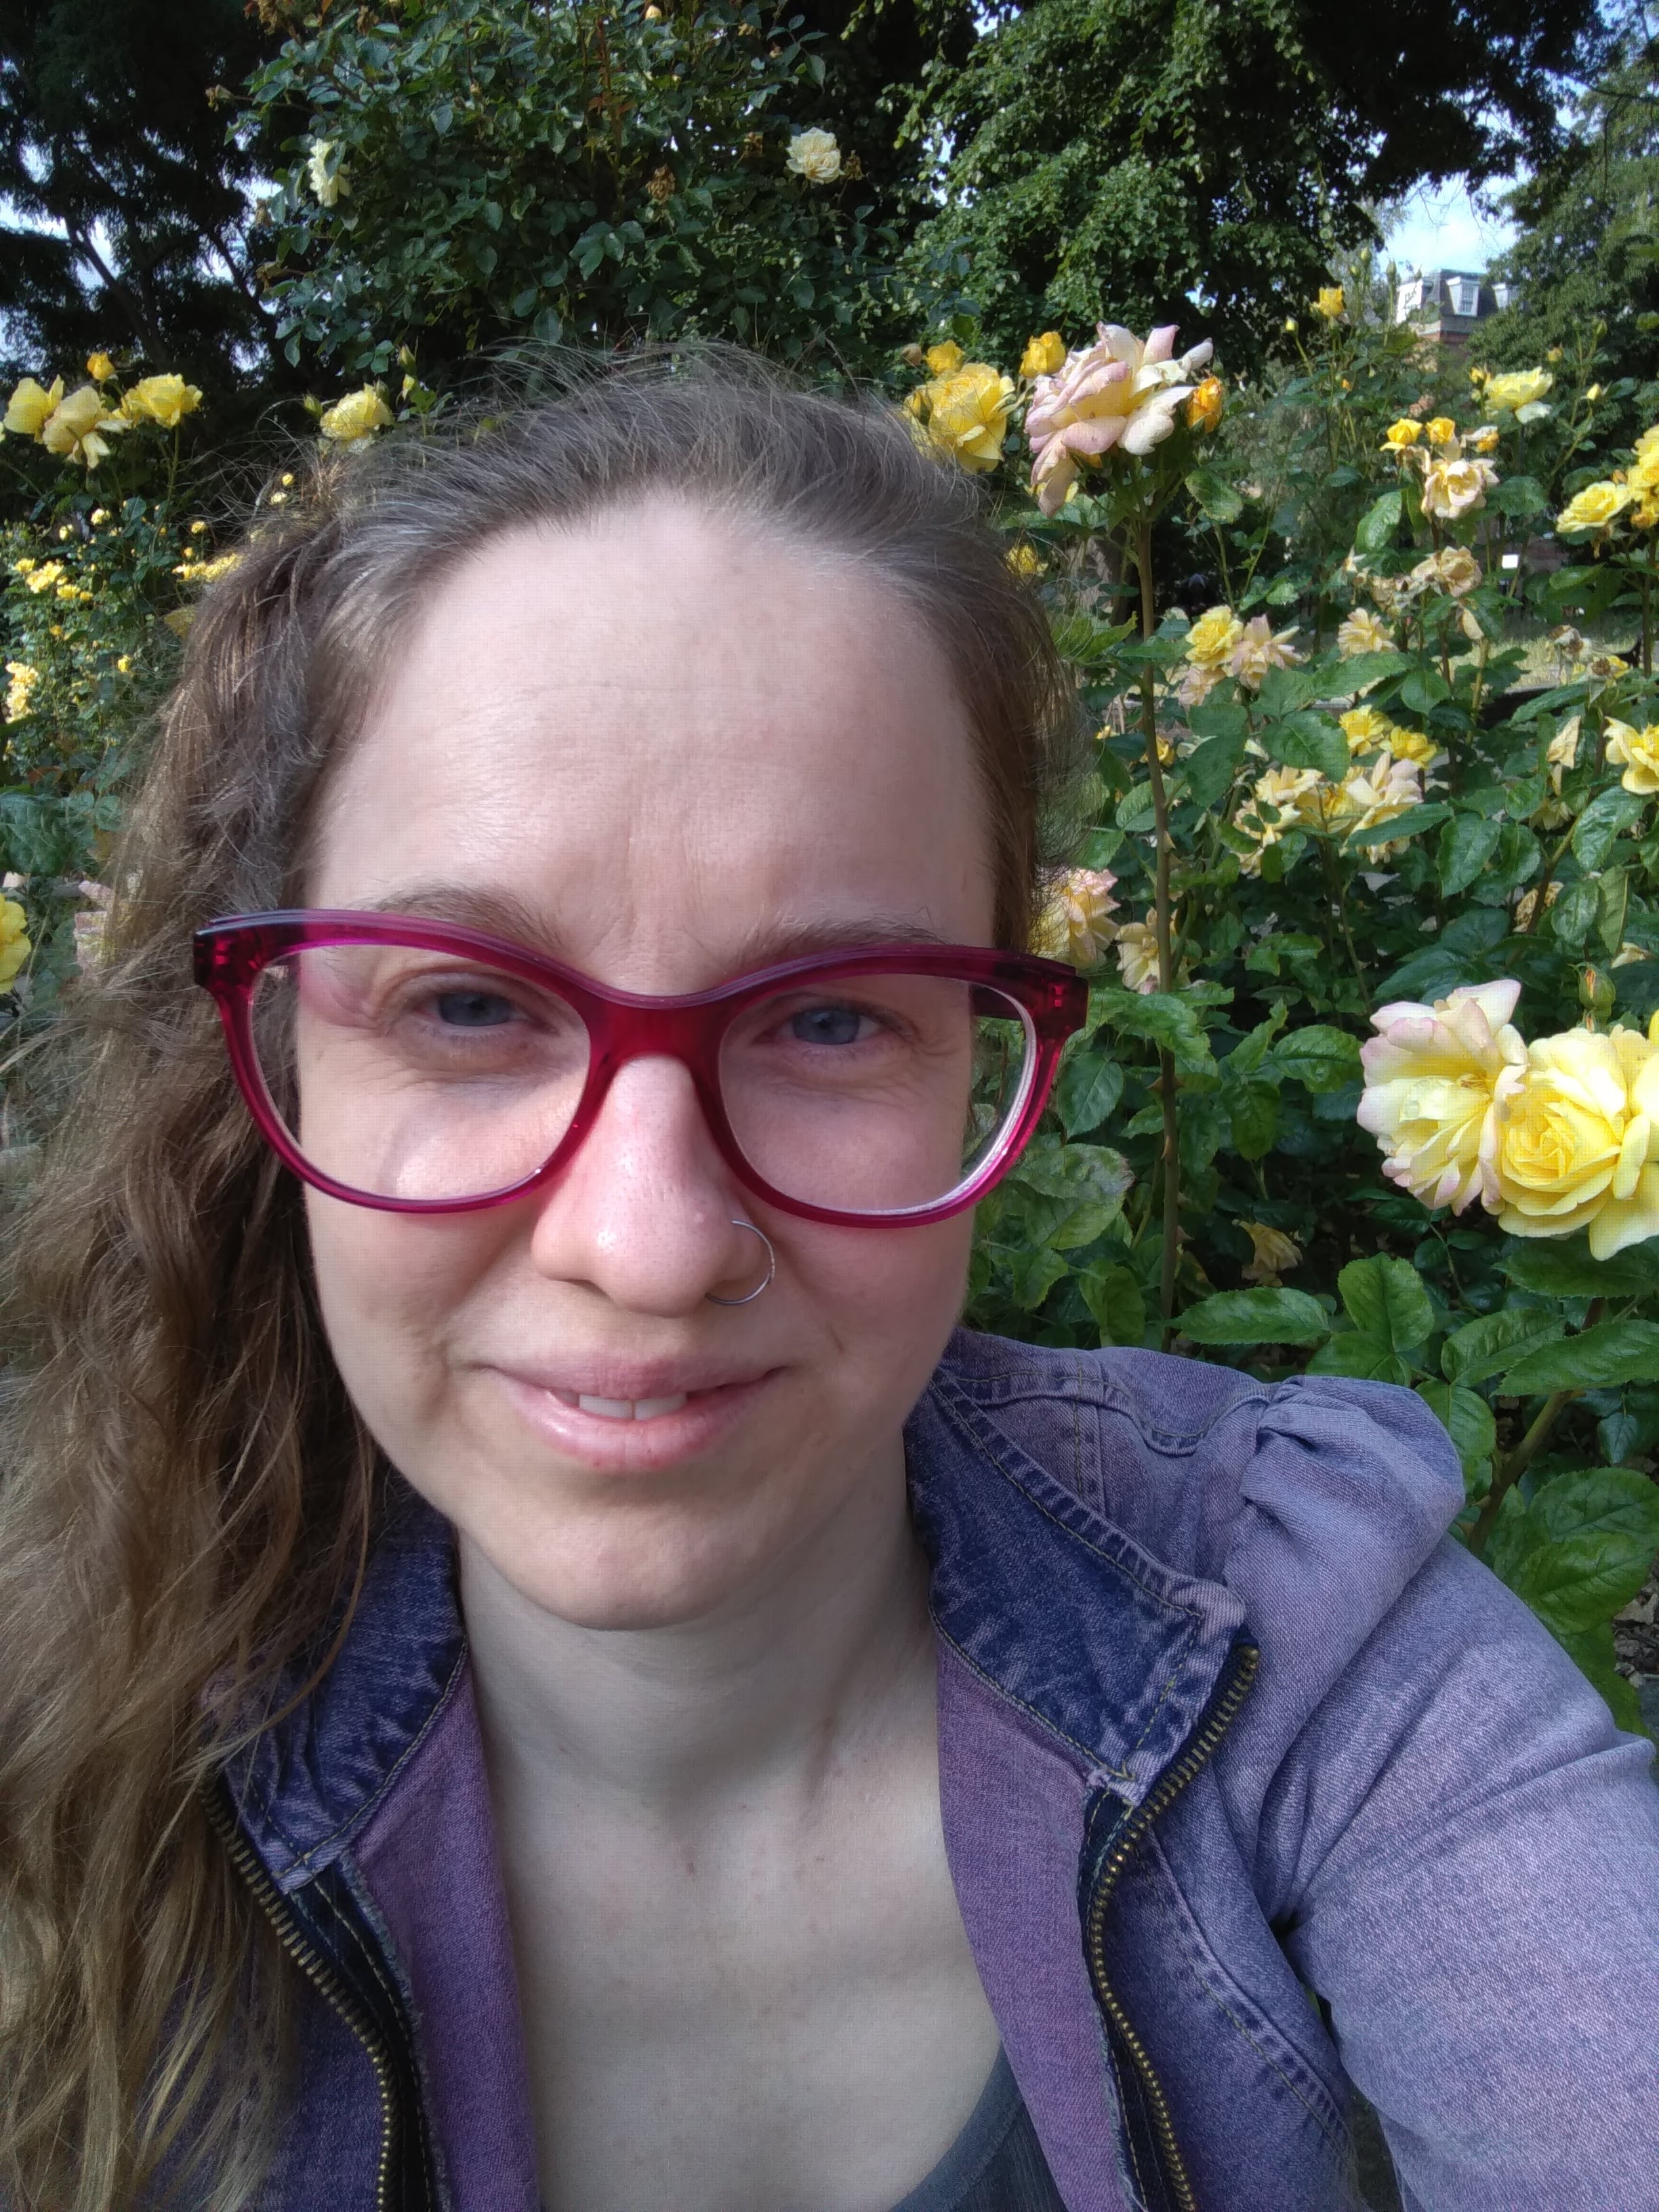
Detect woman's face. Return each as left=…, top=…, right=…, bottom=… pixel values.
left=304, top=497, right=998, bottom=1628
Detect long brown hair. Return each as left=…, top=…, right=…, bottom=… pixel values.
left=0, top=348, right=1081, bottom=2209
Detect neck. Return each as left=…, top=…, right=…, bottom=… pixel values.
left=460, top=1443, right=933, bottom=1816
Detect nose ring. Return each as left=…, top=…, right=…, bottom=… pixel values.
left=707, top=1219, right=776, bottom=1306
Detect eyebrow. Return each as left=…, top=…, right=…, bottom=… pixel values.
left=352, top=884, right=958, bottom=972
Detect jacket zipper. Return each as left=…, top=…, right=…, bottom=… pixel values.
left=203, top=1785, right=398, bottom=2212
left=1083, top=1641, right=1261, bottom=2212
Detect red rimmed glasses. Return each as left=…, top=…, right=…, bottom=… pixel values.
left=193, top=911, right=1088, bottom=1225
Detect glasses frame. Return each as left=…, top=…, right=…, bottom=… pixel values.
left=194, top=909, right=1089, bottom=1225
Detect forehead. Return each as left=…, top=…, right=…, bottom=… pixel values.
left=308, top=498, right=996, bottom=985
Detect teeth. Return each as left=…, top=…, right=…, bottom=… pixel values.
left=575, top=1392, right=689, bottom=1422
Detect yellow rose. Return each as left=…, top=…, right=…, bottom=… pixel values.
left=120, top=374, right=203, bottom=429
left=0, top=897, right=31, bottom=989
left=1492, top=1029, right=1659, bottom=1246
left=1336, top=608, right=1392, bottom=656
left=1605, top=720, right=1659, bottom=796
left=3, top=662, right=39, bottom=724
left=1235, top=765, right=1323, bottom=872
left=1469, top=426, right=1500, bottom=454
left=1019, top=332, right=1065, bottom=379
left=1006, top=542, right=1042, bottom=578
left=1557, top=481, right=1632, bottom=534
left=1358, top=981, right=1526, bottom=1213
left=1410, top=545, right=1482, bottom=598
left=39, top=384, right=125, bottom=469
left=1185, top=604, right=1242, bottom=668
left=1185, top=375, right=1223, bottom=432
left=1313, top=286, right=1345, bottom=321
left=308, top=138, right=352, bottom=206
left=1421, top=455, right=1496, bottom=520
left=319, top=386, right=394, bottom=449
left=1033, top=867, right=1119, bottom=966
left=85, top=352, right=115, bottom=382
left=23, top=560, right=64, bottom=594
left=1115, top=916, right=1160, bottom=994
left=1481, top=369, right=1553, bottom=415
left=1381, top=418, right=1422, bottom=451
left=1425, top=417, right=1457, bottom=446
left=3, top=376, right=64, bottom=438
left=1241, top=1222, right=1302, bottom=1286
left=1340, top=705, right=1393, bottom=754
left=785, top=127, right=841, bottom=184
left=1627, top=445, right=1659, bottom=496
left=916, top=363, right=1015, bottom=472
left=1228, top=615, right=1301, bottom=692
left=1385, top=726, right=1437, bottom=767
left=925, top=340, right=964, bottom=376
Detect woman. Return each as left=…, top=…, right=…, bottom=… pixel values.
left=1, top=358, right=1655, bottom=2212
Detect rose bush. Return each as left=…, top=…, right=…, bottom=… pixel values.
left=886, top=285, right=1659, bottom=1734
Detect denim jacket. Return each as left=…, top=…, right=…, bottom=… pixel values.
left=218, top=1334, right=1659, bottom=2211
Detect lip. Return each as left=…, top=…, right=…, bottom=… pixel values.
left=488, top=1360, right=781, bottom=1473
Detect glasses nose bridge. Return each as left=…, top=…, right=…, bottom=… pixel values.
left=585, top=992, right=727, bottom=1124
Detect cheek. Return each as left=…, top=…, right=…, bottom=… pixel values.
left=304, top=1193, right=497, bottom=1429
left=790, top=1211, right=975, bottom=1377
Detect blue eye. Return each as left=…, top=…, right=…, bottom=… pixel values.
left=789, top=1004, right=866, bottom=1046
left=432, top=989, right=515, bottom=1028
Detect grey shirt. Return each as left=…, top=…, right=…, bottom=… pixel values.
left=887, top=2052, right=1067, bottom=2212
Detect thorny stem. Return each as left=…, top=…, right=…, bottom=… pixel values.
left=1133, top=516, right=1181, bottom=1343
left=1468, top=1391, right=1572, bottom=1558
left=1321, top=836, right=1366, bottom=995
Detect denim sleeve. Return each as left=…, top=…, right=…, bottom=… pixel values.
left=1257, top=1531, right=1659, bottom=2211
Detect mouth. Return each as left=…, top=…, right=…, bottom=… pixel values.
left=489, top=1361, right=781, bottom=1467
left=548, top=1389, right=691, bottom=1422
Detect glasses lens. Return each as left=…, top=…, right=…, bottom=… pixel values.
left=249, top=941, right=591, bottom=1202
left=718, top=973, right=1033, bottom=1214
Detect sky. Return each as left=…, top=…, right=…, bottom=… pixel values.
left=1381, top=178, right=1519, bottom=277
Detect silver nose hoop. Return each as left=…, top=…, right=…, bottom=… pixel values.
left=706, top=1218, right=776, bottom=1306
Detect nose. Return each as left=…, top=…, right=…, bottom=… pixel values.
left=525, top=1053, right=769, bottom=1313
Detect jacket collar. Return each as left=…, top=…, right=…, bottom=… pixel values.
left=229, top=1340, right=1250, bottom=1885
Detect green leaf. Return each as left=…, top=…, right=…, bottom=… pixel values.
left=1264, top=1024, right=1362, bottom=1094
left=1416, top=1378, right=1496, bottom=1478
left=1500, top=1233, right=1659, bottom=1298
left=1185, top=702, right=1249, bottom=743
left=1501, top=1320, right=1659, bottom=1394
left=1264, top=712, right=1348, bottom=783
left=1491, top=474, right=1549, bottom=519
left=1337, top=1254, right=1433, bottom=1353
left=1184, top=731, right=1248, bottom=809
left=1081, top=1263, right=1147, bottom=1347
left=1116, top=782, right=1159, bottom=834
left=1185, top=467, right=1243, bottom=524
left=1092, top=987, right=1216, bottom=1076
left=1335, top=650, right=1413, bottom=691
left=1054, top=1050, right=1124, bottom=1138
left=1529, top=1466, right=1659, bottom=1553
left=1355, top=489, right=1403, bottom=554
left=1510, top=1523, right=1659, bottom=1635
left=1599, top=867, right=1631, bottom=958
left=1175, top=1288, right=1330, bottom=1345
left=1343, top=800, right=1452, bottom=850
left=1306, top=1330, right=1414, bottom=1385
left=1547, top=876, right=1601, bottom=951
left=1439, top=812, right=1503, bottom=897
left=1399, top=668, right=1450, bottom=716
left=1572, top=787, right=1646, bottom=872
left=1442, top=1307, right=1565, bottom=1387
left=1226, top=1080, right=1280, bottom=1159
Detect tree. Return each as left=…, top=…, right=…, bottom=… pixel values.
left=906, top=0, right=1612, bottom=373
left=1481, top=30, right=1659, bottom=399
left=243, top=0, right=939, bottom=384
left=0, top=0, right=283, bottom=390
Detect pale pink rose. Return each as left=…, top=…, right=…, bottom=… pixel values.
left=1357, top=981, right=1527, bottom=1212
left=1025, top=323, right=1213, bottom=516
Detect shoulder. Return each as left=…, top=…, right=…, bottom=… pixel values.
left=928, top=1328, right=1462, bottom=1591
